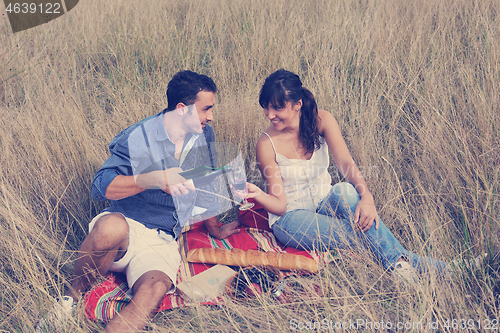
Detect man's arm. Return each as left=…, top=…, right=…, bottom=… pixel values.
left=104, top=175, right=146, bottom=200
left=203, top=216, right=240, bottom=239
left=105, top=169, right=196, bottom=200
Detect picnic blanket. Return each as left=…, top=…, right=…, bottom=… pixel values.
left=84, top=199, right=320, bottom=323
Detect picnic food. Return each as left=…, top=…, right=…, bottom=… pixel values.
left=186, top=248, right=318, bottom=273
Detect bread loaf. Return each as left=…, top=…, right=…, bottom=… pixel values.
left=186, top=248, right=318, bottom=273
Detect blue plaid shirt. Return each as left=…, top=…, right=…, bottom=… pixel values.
left=91, top=110, right=218, bottom=239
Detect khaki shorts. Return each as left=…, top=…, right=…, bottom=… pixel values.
left=89, top=212, right=181, bottom=294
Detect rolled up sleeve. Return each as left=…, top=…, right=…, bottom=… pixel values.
left=91, top=168, right=120, bottom=201
left=91, top=138, right=133, bottom=201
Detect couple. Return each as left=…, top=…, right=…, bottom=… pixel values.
left=38, top=70, right=450, bottom=332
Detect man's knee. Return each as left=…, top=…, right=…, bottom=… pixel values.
left=89, top=213, right=129, bottom=251
left=133, top=271, right=172, bottom=301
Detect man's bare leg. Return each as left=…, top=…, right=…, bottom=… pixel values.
left=104, top=270, right=172, bottom=333
left=66, top=213, right=172, bottom=332
left=68, top=213, right=129, bottom=300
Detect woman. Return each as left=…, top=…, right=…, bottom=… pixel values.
left=246, top=69, right=449, bottom=281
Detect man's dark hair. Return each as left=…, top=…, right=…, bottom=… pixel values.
left=166, top=70, right=217, bottom=111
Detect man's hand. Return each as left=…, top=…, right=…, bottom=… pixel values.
left=204, top=217, right=240, bottom=239
left=135, top=167, right=195, bottom=196
left=216, top=221, right=241, bottom=239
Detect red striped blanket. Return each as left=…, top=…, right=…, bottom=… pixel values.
left=83, top=200, right=318, bottom=323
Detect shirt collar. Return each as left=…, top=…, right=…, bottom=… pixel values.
left=155, top=110, right=170, bottom=142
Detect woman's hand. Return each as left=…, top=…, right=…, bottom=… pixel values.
left=245, top=183, right=263, bottom=199
left=353, top=195, right=379, bottom=232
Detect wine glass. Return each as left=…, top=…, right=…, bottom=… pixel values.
left=228, top=167, right=254, bottom=211
left=233, top=178, right=254, bottom=211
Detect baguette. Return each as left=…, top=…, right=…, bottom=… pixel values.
left=186, top=248, right=318, bottom=273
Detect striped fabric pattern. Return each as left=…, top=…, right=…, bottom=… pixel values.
left=84, top=199, right=322, bottom=323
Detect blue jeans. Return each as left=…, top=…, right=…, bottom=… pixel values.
left=272, top=182, right=448, bottom=274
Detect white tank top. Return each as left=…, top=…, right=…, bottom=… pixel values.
left=262, top=132, right=332, bottom=227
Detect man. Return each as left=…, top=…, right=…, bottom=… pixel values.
left=36, top=70, right=240, bottom=332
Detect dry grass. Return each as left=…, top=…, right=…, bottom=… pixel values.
left=1, top=0, right=499, bottom=331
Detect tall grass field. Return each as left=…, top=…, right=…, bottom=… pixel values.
left=1, top=0, right=499, bottom=331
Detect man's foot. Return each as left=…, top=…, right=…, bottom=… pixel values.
left=394, top=261, right=420, bottom=287
left=35, top=296, right=77, bottom=333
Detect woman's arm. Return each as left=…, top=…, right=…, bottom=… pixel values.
left=245, top=134, right=288, bottom=216
left=318, top=110, right=379, bottom=231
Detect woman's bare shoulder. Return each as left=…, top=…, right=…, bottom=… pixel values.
left=317, top=109, right=336, bottom=121
left=256, top=130, right=273, bottom=150
left=317, top=110, right=339, bottom=133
